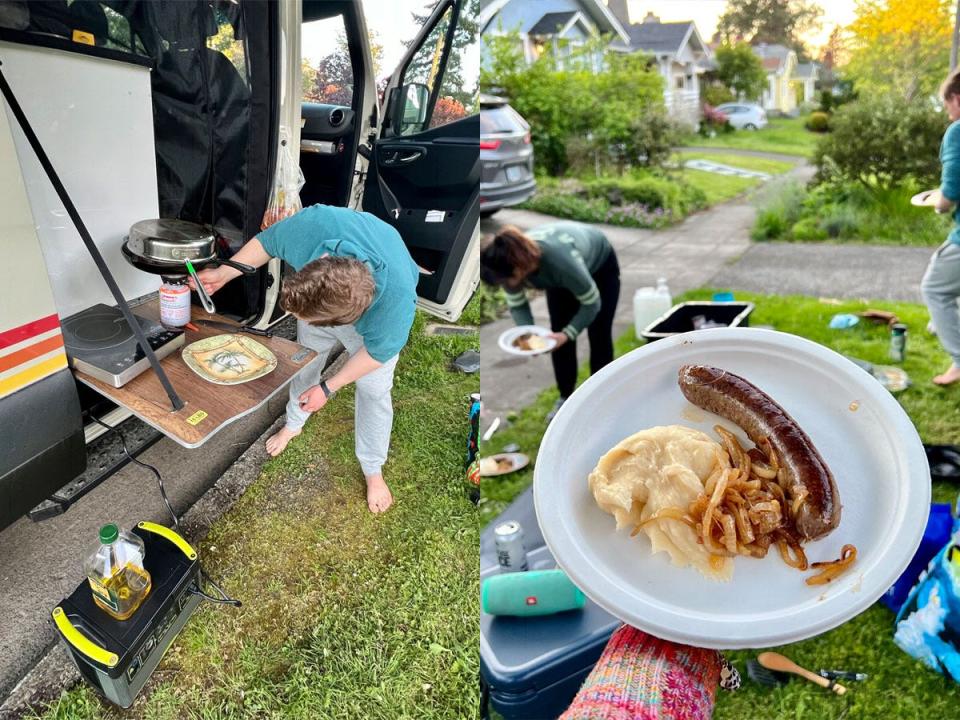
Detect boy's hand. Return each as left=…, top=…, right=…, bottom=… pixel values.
left=187, top=266, right=234, bottom=296
left=298, top=385, right=329, bottom=413
left=547, top=332, right=569, bottom=349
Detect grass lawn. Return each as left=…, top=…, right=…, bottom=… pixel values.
left=681, top=169, right=762, bottom=206
left=481, top=288, right=960, bottom=719
left=37, top=302, right=481, bottom=720
left=676, top=151, right=797, bottom=177
left=684, top=116, right=820, bottom=158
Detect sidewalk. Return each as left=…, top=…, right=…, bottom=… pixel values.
left=480, top=162, right=935, bottom=424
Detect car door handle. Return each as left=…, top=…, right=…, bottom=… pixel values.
left=380, top=145, right=427, bottom=165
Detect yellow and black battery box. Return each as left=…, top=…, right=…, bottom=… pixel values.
left=51, top=521, right=201, bottom=708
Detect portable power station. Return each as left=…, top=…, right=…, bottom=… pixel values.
left=51, top=521, right=202, bottom=708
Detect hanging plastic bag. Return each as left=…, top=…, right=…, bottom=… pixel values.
left=261, top=126, right=305, bottom=230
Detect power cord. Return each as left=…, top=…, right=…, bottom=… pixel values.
left=87, top=412, right=241, bottom=608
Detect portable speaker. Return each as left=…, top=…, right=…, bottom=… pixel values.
left=482, top=569, right=586, bottom=617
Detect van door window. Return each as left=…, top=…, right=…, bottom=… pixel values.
left=394, top=0, right=479, bottom=135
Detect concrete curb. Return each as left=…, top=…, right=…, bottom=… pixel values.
left=0, top=413, right=287, bottom=719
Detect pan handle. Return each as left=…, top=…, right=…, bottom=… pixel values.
left=219, top=258, right=257, bottom=275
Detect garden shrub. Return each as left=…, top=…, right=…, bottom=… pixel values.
left=482, top=33, right=670, bottom=176
left=751, top=180, right=807, bottom=241
left=819, top=204, right=861, bottom=238
left=805, top=111, right=830, bottom=132
left=584, top=174, right=706, bottom=216
left=790, top=217, right=828, bottom=241
left=813, top=93, right=947, bottom=190
left=702, top=83, right=735, bottom=107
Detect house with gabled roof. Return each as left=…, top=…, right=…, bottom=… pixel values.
left=794, top=62, right=820, bottom=105
left=753, top=43, right=799, bottom=114
left=605, top=4, right=711, bottom=126
left=480, top=0, right=630, bottom=69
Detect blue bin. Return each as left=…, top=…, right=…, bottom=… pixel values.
left=480, top=489, right=620, bottom=719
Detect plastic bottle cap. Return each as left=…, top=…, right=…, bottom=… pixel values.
left=99, top=523, right=119, bottom=544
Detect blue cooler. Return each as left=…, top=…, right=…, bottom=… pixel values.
left=480, top=489, right=620, bottom=719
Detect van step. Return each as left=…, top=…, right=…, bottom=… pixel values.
left=28, top=420, right=162, bottom=521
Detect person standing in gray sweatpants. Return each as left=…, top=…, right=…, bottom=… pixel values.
left=190, top=204, right=420, bottom=513
left=284, top=321, right=399, bottom=478
left=923, top=69, right=960, bottom=386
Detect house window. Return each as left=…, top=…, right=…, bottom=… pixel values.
left=675, top=76, right=684, bottom=90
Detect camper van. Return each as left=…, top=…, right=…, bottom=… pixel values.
left=0, top=0, right=480, bottom=530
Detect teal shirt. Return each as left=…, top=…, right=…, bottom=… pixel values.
left=941, top=120, right=960, bottom=244
left=257, top=204, right=419, bottom=362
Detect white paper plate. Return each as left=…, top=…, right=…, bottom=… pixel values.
left=498, top=325, right=557, bottom=356
left=479, top=452, right=531, bottom=477
left=910, top=189, right=941, bottom=207
left=534, top=328, right=929, bottom=649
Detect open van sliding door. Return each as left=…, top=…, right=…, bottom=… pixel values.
left=363, top=0, right=479, bottom=321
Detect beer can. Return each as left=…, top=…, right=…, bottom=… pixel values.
left=494, top=520, right=528, bottom=572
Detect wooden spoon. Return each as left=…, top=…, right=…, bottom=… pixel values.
left=757, top=652, right=847, bottom=695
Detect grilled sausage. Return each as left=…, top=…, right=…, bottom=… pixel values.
left=678, top=364, right=840, bottom=541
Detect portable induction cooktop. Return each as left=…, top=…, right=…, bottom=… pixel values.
left=62, top=304, right=184, bottom=387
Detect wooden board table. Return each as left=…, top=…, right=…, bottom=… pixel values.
left=73, top=301, right=317, bottom=448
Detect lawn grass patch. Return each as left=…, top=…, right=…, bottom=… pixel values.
left=676, top=151, right=797, bottom=176
left=35, top=300, right=481, bottom=720
left=481, top=288, right=960, bottom=720
left=680, top=169, right=761, bottom=206
left=684, top=116, right=819, bottom=157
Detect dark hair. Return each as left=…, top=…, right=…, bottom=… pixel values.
left=479, top=226, right=542, bottom=287
left=280, top=256, right=375, bottom=325
left=942, top=69, right=960, bottom=101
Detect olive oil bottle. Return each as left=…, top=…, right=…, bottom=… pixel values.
left=85, top=524, right=152, bottom=621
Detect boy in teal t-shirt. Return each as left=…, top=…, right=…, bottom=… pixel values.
left=191, top=204, right=419, bottom=512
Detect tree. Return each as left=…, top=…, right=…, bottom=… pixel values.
left=714, top=42, right=767, bottom=100
left=718, top=0, right=823, bottom=56
left=845, top=0, right=952, bottom=101
left=481, top=32, right=670, bottom=175
left=303, top=30, right=384, bottom=105
left=403, top=0, right=479, bottom=113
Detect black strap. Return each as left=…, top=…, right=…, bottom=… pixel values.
left=377, top=167, right=402, bottom=220
left=0, top=60, right=184, bottom=411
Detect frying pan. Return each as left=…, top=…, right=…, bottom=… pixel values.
left=121, top=219, right=256, bottom=277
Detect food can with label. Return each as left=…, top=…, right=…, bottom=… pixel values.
left=494, top=520, right=528, bottom=573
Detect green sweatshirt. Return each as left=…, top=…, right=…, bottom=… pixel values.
left=941, top=120, right=960, bottom=244
left=505, top=222, right=612, bottom=340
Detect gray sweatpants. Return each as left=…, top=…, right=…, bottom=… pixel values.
left=922, top=241, right=960, bottom=367
left=285, top=320, right=398, bottom=477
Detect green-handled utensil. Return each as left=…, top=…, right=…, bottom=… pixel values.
left=185, top=260, right=216, bottom=314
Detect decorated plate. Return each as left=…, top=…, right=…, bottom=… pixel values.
left=181, top=334, right=277, bottom=385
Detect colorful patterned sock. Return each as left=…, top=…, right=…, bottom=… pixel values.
left=559, top=625, right=723, bottom=720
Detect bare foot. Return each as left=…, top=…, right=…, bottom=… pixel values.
left=265, top=426, right=301, bottom=456
left=365, top=473, right=394, bottom=513
left=933, top=365, right=960, bottom=385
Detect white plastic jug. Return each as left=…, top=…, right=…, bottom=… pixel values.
left=634, top=278, right=674, bottom=339
left=633, top=287, right=661, bottom=337
left=654, top=277, right=673, bottom=317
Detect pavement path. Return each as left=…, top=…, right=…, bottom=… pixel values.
left=480, top=156, right=937, bottom=428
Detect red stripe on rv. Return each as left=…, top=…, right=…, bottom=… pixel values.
left=0, top=314, right=61, bottom=349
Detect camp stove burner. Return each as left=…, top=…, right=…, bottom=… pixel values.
left=62, top=304, right=184, bottom=387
